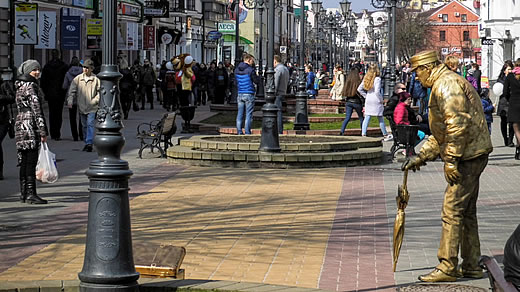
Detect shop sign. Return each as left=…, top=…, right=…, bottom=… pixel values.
left=86, top=19, right=102, bottom=50
left=127, top=22, right=139, bottom=50
left=144, top=0, right=169, bottom=18
left=481, top=76, right=489, bottom=88
left=441, top=48, right=449, bottom=55
left=207, top=30, right=222, bottom=41
left=450, top=47, right=461, bottom=53
left=73, top=0, right=86, bottom=7
left=61, top=15, right=81, bottom=50
left=218, top=22, right=235, bottom=33
left=15, top=3, right=38, bottom=45
left=118, top=2, right=140, bottom=17
left=481, top=38, right=495, bottom=45
left=35, top=11, right=56, bottom=49
left=143, top=25, right=155, bottom=50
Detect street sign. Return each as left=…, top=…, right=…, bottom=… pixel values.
left=207, top=30, right=222, bottom=41
left=218, top=22, right=235, bottom=32
left=481, top=38, right=495, bottom=45
left=280, top=46, right=287, bottom=54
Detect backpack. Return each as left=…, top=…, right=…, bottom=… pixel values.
left=165, top=71, right=176, bottom=90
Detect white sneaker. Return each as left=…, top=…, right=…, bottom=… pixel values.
left=383, top=134, right=393, bottom=142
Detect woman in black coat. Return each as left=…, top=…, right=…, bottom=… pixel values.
left=0, top=78, right=15, bottom=180
left=504, top=59, right=520, bottom=159
left=496, top=61, right=514, bottom=146
left=15, top=60, right=48, bottom=204
left=118, top=59, right=137, bottom=119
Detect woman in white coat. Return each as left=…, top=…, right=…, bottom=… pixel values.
left=357, top=64, right=392, bottom=140
left=329, top=66, right=345, bottom=101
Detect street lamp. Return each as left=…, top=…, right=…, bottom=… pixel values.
left=293, top=0, right=310, bottom=130
left=311, top=0, right=322, bottom=71
left=244, top=0, right=266, bottom=99
left=78, top=0, right=139, bottom=292
left=371, top=0, right=411, bottom=100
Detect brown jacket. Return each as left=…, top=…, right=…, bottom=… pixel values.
left=419, top=64, right=493, bottom=162
left=67, top=72, right=100, bottom=114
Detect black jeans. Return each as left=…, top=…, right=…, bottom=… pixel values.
left=19, top=148, right=38, bottom=179
left=141, top=85, right=154, bottom=108
left=501, top=115, right=514, bottom=142
left=0, top=123, right=8, bottom=172
left=69, top=105, right=83, bottom=141
left=48, top=96, right=65, bottom=139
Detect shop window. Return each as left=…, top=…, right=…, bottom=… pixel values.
left=463, top=31, right=470, bottom=41
left=461, top=14, right=467, bottom=22
left=440, top=30, right=446, bottom=41
left=186, top=0, right=195, bottom=11
left=170, top=0, right=184, bottom=12
left=442, top=14, right=448, bottom=22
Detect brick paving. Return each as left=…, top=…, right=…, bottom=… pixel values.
left=0, top=105, right=519, bottom=292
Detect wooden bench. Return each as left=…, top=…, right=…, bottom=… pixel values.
left=137, top=112, right=177, bottom=159
left=480, top=255, right=519, bottom=292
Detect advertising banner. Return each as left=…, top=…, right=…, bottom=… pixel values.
left=127, top=22, right=138, bottom=50
left=86, top=19, right=102, bottom=50
left=143, top=25, right=155, bottom=50
left=35, top=11, right=56, bottom=49
left=15, top=3, right=38, bottom=45
left=61, top=15, right=81, bottom=50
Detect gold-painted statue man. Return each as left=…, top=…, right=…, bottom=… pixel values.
left=402, top=50, right=493, bottom=282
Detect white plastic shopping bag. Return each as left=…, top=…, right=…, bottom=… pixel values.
left=35, top=142, right=58, bottom=183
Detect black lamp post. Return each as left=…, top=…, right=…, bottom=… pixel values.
left=78, top=0, right=139, bottom=292
left=259, top=0, right=281, bottom=151
left=244, top=0, right=265, bottom=99
left=293, top=0, right=310, bottom=130
left=311, top=0, right=322, bottom=71
left=371, top=0, right=410, bottom=99
left=234, top=0, right=241, bottom=68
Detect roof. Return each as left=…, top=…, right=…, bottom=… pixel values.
left=420, top=0, right=480, bottom=19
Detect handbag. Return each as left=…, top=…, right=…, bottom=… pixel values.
left=7, top=104, right=15, bottom=139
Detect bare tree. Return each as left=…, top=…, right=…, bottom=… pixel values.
left=395, top=9, right=434, bottom=61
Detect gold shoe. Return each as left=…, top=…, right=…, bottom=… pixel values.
left=455, top=266, right=484, bottom=279
left=418, top=269, right=457, bottom=282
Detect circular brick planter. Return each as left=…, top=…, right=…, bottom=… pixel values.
left=167, top=135, right=383, bottom=169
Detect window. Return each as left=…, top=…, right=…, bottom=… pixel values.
left=461, top=14, right=467, bottom=22
left=440, top=30, right=446, bottom=41
left=186, top=0, right=195, bottom=10
left=463, top=31, right=470, bottom=41
left=442, top=14, right=448, bottom=22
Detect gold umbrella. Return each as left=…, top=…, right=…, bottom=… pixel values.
left=393, top=169, right=410, bottom=272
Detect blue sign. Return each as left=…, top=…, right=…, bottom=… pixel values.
left=61, top=16, right=81, bottom=50
left=207, top=30, right=222, bottom=41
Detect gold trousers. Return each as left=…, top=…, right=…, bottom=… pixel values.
left=436, top=154, right=489, bottom=275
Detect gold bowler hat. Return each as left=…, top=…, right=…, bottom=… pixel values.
left=410, top=50, right=440, bottom=71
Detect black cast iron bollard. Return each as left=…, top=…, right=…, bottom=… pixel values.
left=78, top=1, right=139, bottom=291
left=293, top=0, right=309, bottom=131
left=259, top=0, right=280, bottom=152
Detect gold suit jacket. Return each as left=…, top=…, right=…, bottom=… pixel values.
left=419, top=64, right=493, bottom=162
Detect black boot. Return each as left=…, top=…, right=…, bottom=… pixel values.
left=508, top=136, right=515, bottom=147
left=25, top=176, right=47, bottom=204
left=516, top=147, right=520, bottom=160
left=19, top=177, right=27, bottom=202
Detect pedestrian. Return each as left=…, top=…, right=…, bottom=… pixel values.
left=178, top=55, right=195, bottom=107
left=62, top=57, right=84, bottom=141
left=214, top=62, right=228, bottom=104
left=235, top=53, right=260, bottom=135
left=340, top=68, right=364, bottom=135
left=407, top=70, right=428, bottom=115
left=444, top=55, right=460, bottom=74
left=130, top=59, right=142, bottom=110
left=503, top=59, right=520, bottom=160
left=15, top=59, right=48, bottom=204
left=139, top=59, right=156, bottom=110
left=471, top=63, right=482, bottom=94
left=305, top=64, right=317, bottom=99
left=357, top=63, right=392, bottom=141
left=393, top=91, right=426, bottom=150
left=206, top=61, right=217, bottom=103
left=118, top=58, right=137, bottom=119
left=197, top=63, right=208, bottom=105
left=480, top=88, right=494, bottom=135
left=329, top=65, right=345, bottom=101
left=40, top=49, right=68, bottom=141
left=496, top=61, right=515, bottom=146
left=274, top=55, right=290, bottom=134
left=66, top=59, right=100, bottom=153
left=402, top=50, right=493, bottom=282
left=156, top=61, right=167, bottom=106
left=0, top=78, right=15, bottom=180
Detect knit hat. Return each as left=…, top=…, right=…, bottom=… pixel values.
left=18, top=59, right=41, bottom=75
left=398, top=91, right=411, bottom=102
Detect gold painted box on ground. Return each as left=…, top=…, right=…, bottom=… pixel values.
left=133, top=243, right=186, bottom=279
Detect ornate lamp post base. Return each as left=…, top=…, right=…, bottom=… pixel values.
left=259, top=101, right=281, bottom=152
left=293, top=83, right=310, bottom=130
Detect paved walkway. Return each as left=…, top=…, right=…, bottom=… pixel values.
left=1, top=103, right=519, bottom=291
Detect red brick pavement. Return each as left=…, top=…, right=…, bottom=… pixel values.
left=0, top=163, right=184, bottom=273
left=319, top=168, right=396, bottom=292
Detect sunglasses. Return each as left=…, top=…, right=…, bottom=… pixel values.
left=83, top=66, right=92, bottom=69
left=398, top=87, right=406, bottom=90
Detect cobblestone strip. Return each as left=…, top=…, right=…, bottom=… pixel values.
left=0, top=163, right=184, bottom=276
left=319, top=167, right=395, bottom=292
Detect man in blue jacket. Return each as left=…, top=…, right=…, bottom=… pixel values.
left=235, top=53, right=260, bottom=135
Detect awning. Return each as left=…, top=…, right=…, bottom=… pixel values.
left=222, top=34, right=253, bottom=45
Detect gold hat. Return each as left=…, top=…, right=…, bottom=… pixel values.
left=410, top=50, right=439, bottom=71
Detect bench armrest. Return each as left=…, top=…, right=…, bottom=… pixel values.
left=480, top=255, right=519, bottom=292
